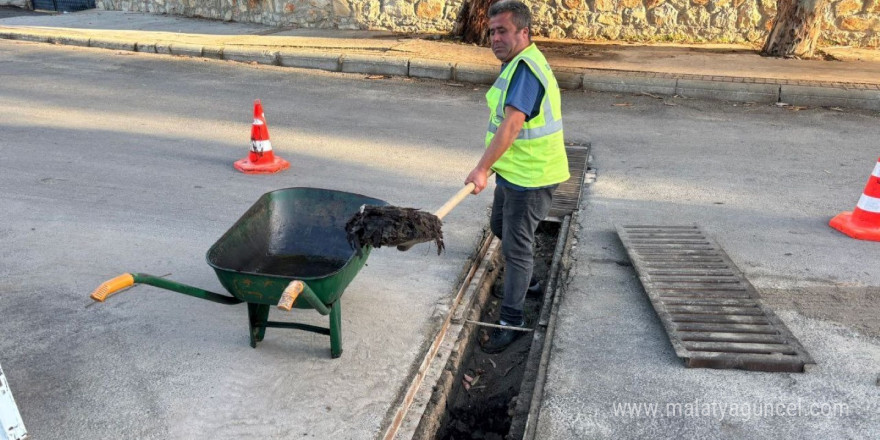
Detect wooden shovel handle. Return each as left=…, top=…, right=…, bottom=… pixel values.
left=434, top=170, right=495, bottom=220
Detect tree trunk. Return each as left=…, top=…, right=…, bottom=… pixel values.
left=453, top=0, right=498, bottom=45
left=761, top=0, right=828, bottom=58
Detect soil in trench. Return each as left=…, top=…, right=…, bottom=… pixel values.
left=438, top=223, right=559, bottom=440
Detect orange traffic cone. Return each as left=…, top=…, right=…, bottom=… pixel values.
left=234, top=99, right=290, bottom=174
left=830, top=157, right=880, bottom=241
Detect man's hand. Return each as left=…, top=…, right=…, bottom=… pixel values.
left=465, top=167, right=490, bottom=195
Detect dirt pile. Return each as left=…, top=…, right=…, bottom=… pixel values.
left=345, top=205, right=444, bottom=255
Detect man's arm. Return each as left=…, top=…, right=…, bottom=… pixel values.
left=465, top=105, right=527, bottom=194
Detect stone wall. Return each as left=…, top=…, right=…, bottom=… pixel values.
left=95, top=0, right=880, bottom=47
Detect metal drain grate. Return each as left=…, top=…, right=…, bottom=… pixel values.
left=546, top=143, right=591, bottom=222
left=617, top=225, right=814, bottom=373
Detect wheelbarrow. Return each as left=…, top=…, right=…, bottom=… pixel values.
left=89, top=187, right=387, bottom=358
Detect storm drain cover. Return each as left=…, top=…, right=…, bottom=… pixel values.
left=546, top=143, right=591, bottom=221
left=617, top=225, right=814, bottom=373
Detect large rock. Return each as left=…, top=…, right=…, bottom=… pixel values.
left=569, top=23, right=595, bottom=38
left=332, top=0, right=351, bottom=16
left=736, top=3, right=762, bottom=28
left=648, top=2, right=679, bottom=26
left=594, top=0, right=615, bottom=12
left=835, top=0, right=863, bottom=16
left=681, top=6, right=710, bottom=26
left=415, top=0, right=442, bottom=19
left=382, top=0, right=414, bottom=18
left=597, top=11, right=623, bottom=24
left=839, top=15, right=873, bottom=30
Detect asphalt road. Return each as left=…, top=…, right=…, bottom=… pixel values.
left=2, top=38, right=879, bottom=439
left=0, top=39, right=492, bottom=439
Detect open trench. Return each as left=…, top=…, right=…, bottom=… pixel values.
left=437, top=222, right=559, bottom=440
left=405, top=214, right=576, bottom=440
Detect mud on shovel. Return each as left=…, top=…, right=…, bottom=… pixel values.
left=345, top=171, right=493, bottom=255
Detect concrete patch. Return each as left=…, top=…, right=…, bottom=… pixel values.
left=677, top=79, right=779, bottom=103
left=555, top=68, right=583, bottom=90
left=409, top=58, right=453, bottom=81
left=135, top=41, right=156, bottom=53
left=13, top=32, right=49, bottom=43
left=278, top=50, right=341, bottom=71
left=582, top=71, right=677, bottom=95
left=51, top=35, right=90, bottom=47
left=341, top=53, right=408, bottom=76
left=155, top=41, right=171, bottom=54
left=202, top=45, right=224, bottom=59
left=780, top=84, right=880, bottom=111
left=223, top=46, right=278, bottom=65
left=169, top=43, right=203, bottom=57
left=454, top=62, right=497, bottom=85
left=89, top=38, right=135, bottom=51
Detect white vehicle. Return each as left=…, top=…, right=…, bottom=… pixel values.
left=0, top=362, right=27, bottom=440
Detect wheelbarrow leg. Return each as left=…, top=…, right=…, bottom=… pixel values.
left=329, top=300, right=342, bottom=358
left=247, top=303, right=270, bottom=348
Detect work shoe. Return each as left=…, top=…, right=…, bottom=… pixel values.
left=492, top=277, right=542, bottom=299
left=481, top=320, right=526, bottom=354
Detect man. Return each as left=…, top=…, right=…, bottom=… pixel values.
left=465, top=0, right=569, bottom=354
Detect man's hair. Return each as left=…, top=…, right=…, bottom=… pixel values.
left=488, top=0, right=532, bottom=32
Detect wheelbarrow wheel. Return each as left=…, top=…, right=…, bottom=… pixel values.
left=248, top=303, right=270, bottom=348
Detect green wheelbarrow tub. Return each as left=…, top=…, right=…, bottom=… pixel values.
left=206, top=187, right=388, bottom=307
left=90, top=187, right=388, bottom=358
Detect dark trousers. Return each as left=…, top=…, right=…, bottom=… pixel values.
left=490, top=184, right=556, bottom=325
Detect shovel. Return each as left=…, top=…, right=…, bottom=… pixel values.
left=345, top=171, right=493, bottom=254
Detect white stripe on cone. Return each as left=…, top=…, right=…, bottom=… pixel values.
left=253, top=118, right=264, bottom=126
left=251, top=140, right=272, bottom=152
left=872, top=162, right=880, bottom=178
left=857, top=193, right=880, bottom=213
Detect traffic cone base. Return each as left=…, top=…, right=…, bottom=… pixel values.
left=234, top=156, right=290, bottom=174
left=829, top=158, right=880, bottom=242
left=235, top=99, right=290, bottom=174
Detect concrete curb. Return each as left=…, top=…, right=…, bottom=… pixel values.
left=409, top=58, right=454, bottom=81
left=582, top=72, right=678, bottom=96
left=223, top=46, right=279, bottom=65
left=169, top=43, right=203, bottom=57
left=781, top=84, right=880, bottom=110
left=52, top=35, right=90, bottom=47
left=90, top=37, right=135, bottom=51
left=454, top=62, right=496, bottom=85
left=341, top=53, right=408, bottom=76
left=2, top=30, right=879, bottom=112
left=676, top=78, right=779, bottom=103
left=278, top=50, right=341, bottom=72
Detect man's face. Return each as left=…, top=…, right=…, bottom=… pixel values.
left=488, top=11, right=529, bottom=63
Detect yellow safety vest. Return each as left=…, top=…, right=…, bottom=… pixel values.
left=485, top=43, right=569, bottom=188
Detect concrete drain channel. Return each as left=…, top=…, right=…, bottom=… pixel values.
left=382, top=144, right=589, bottom=440
left=383, top=218, right=576, bottom=440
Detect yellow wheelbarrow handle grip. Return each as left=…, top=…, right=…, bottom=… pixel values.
left=90, top=273, right=135, bottom=302
left=277, top=280, right=304, bottom=311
